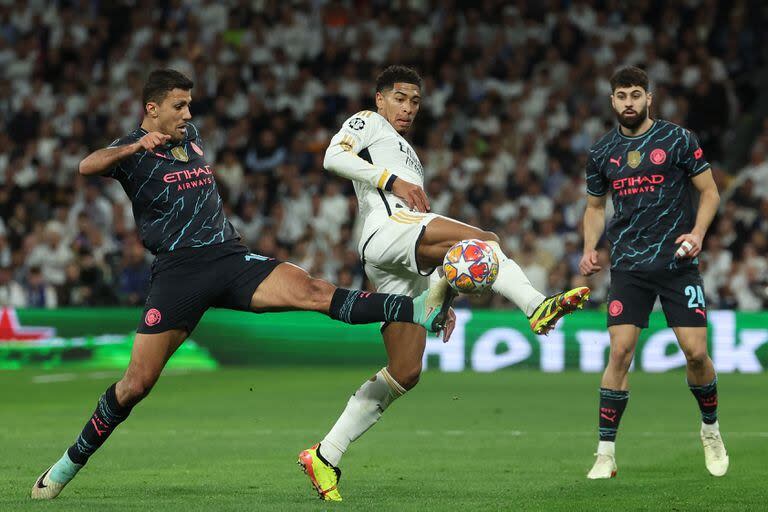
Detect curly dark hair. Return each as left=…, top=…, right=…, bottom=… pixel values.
left=610, top=66, right=649, bottom=92
left=375, top=65, right=422, bottom=92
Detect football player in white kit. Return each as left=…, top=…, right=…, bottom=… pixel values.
left=298, top=66, right=590, bottom=501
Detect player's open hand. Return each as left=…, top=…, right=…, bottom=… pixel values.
left=674, top=232, right=702, bottom=259
left=440, top=307, right=456, bottom=343
left=135, top=132, right=171, bottom=152
left=391, top=177, right=430, bottom=213
left=579, top=249, right=602, bottom=276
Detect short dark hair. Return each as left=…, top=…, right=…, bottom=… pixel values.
left=610, top=66, right=649, bottom=92
left=376, top=65, right=422, bottom=93
left=142, top=69, right=194, bottom=106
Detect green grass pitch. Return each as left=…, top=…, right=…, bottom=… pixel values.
left=1, top=368, right=766, bottom=511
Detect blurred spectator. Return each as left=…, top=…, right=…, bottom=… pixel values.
left=24, top=266, right=57, bottom=308
left=25, top=223, right=73, bottom=286
left=117, top=241, right=151, bottom=306
left=0, top=265, right=26, bottom=307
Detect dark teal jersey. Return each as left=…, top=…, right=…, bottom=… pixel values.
left=105, top=123, right=239, bottom=255
left=585, top=120, right=710, bottom=271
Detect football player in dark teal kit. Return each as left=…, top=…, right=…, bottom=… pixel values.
left=580, top=66, right=727, bottom=479
left=31, top=69, right=455, bottom=499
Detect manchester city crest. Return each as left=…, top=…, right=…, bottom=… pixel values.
left=628, top=150, right=642, bottom=169
left=171, top=146, right=189, bottom=162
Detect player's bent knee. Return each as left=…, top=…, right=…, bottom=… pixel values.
left=119, top=374, right=158, bottom=405
left=389, top=365, right=421, bottom=390
left=608, top=349, right=634, bottom=371
left=302, top=276, right=335, bottom=312
left=683, top=347, right=709, bottom=368
left=483, top=231, right=500, bottom=244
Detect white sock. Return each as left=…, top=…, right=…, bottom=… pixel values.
left=486, top=241, right=545, bottom=316
left=320, top=367, right=406, bottom=467
left=597, top=440, right=615, bottom=456
left=701, top=420, right=720, bottom=433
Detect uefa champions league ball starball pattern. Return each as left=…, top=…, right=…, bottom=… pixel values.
left=442, top=239, right=499, bottom=294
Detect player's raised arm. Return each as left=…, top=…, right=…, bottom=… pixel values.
left=323, top=113, right=429, bottom=212
left=78, top=132, right=170, bottom=176
left=323, top=114, right=395, bottom=189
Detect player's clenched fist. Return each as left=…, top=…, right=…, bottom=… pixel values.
left=391, top=177, right=430, bottom=213
left=579, top=249, right=602, bottom=276
left=134, top=131, right=171, bottom=152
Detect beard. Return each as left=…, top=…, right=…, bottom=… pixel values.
left=615, top=104, right=648, bottom=130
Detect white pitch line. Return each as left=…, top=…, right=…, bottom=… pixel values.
left=32, top=373, right=76, bottom=383
left=32, top=369, right=196, bottom=384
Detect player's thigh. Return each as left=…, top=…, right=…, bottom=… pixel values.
left=382, top=322, right=426, bottom=388
left=657, top=268, right=708, bottom=328
left=607, top=324, right=642, bottom=360
left=606, top=270, right=656, bottom=329
left=418, top=216, right=498, bottom=268
left=249, top=262, right=334, bottom=313
left=673, top=326, right=709, bottom=363
left=363, top=212, right=443, bottom=275
left=119, top=328, right=187, bottom=404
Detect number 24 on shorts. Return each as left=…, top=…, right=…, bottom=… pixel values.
left=685, top=285, right=705, bottom=309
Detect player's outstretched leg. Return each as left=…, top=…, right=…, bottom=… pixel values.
left=249, top=262, right=454, bottom=333
left=415, top=218, right=589, bottom=335
left=31, top=329, right=187, bottom=499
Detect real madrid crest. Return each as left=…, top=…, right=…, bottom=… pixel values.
left=628, top=150, right=642, bottom=169
left=171, top=146, right=189, bottom=162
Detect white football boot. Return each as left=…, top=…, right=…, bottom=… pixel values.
left=701, top=421, right=729, bottom=477
left=31, top=451, right=82, bottom=500
left=587, top=441, right=617, bottom=479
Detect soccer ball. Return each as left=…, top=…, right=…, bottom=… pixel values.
left=442, top=239, right=499, bottom=294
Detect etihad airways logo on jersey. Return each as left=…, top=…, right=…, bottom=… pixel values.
left=163, top=165, right=214, bottom=191
left=612, top=174, right=665, bottom=196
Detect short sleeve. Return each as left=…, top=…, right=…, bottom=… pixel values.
left=678, top=130, right=710, bottom=177
left=334, top=111, right=381, bottom=153
left=104, top=136, right=139, bottom=179
left=585, top=152, right=608, bottom=196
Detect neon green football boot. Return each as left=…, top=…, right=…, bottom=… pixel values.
left=298, top=444, right=342, bottom=501
left=529, top=286, right=590, bottom=335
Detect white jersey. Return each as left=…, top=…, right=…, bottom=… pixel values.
left=323, top=110, right=425, bottom=248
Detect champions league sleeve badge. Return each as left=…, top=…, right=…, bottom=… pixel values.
left=171, top=146, right=190, bottom=162
left=348, top=118, right=366, bottom=130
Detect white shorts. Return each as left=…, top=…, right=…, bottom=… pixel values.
left=360, top=210, right=441, bottom=296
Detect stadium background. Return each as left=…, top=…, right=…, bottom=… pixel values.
left=1, top=1, right=767, bottom=509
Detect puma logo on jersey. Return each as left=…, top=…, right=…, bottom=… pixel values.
left=609, top=156, right=622, bottom=167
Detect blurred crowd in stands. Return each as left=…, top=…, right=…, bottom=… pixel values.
left=1, top=0, right=767, bottom=311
